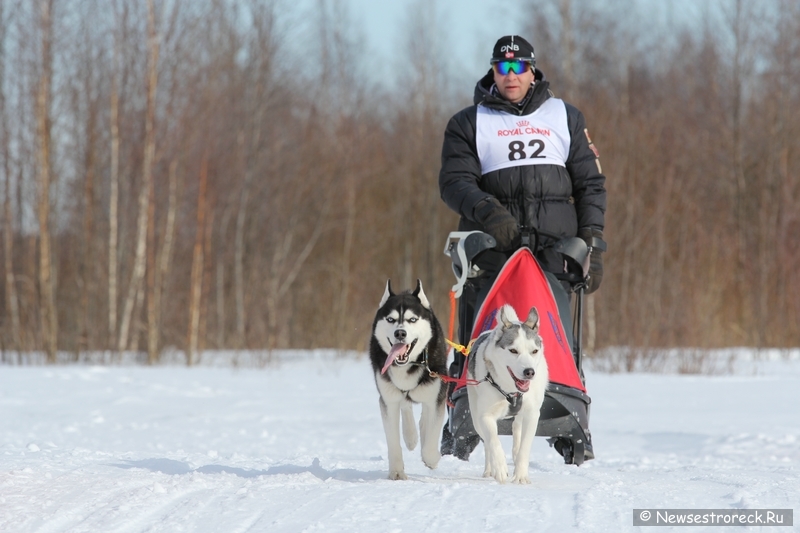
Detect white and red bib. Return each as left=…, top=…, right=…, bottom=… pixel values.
left=475, top=97, right=571, bottom=175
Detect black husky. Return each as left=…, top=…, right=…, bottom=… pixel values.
left=370, top=279, right=448, bottom=480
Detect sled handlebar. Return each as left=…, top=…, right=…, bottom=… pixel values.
left=443, top=231, right=496, bottom=298
left=553, top=237, right=591, bottom=279
left=445, top=229, right=594, bottom=296
left=444, top=230, right=593, bottom=388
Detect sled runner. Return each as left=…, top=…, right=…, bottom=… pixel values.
left=440, top=230, right=595, bottom=465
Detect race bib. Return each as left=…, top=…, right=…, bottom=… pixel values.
left=476, top=98, right=570, bottom=175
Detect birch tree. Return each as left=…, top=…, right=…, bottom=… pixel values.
left=187, top=156, right=208, bottom=366
left=108, top=0, right=124, bottom=347
left=151, top=158, right=178, bottom=363
left=118, top=0, right=158, bottom=353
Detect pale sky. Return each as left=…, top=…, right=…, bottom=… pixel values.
left=286, top=0, right=699, bottom=90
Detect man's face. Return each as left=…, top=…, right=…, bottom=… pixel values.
left=493, top=60, right=534, bottom=103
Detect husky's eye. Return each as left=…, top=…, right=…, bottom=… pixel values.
left=408, top=317, right=417, bottom=323
left=386, top=317, right=396, bottom=324
left=532, top=349, right=538, bottom=354
left=509, top=348, right=518, bottom=355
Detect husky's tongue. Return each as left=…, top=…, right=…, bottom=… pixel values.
left=381, top=343, right=409, bottom=374
left=508, top=366, right=531, bottom=392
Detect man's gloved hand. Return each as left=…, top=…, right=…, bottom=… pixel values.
left=578, top=227, right=606, bottom=294
left=475, top=198, right=519, bottom=252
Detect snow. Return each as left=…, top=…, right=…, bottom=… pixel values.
left=1, top=351, right=798, bottom=532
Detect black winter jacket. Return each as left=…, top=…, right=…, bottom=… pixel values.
left=439, top=68, right=606, bottom=271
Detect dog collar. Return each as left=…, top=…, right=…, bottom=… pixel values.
left=401, top=347, right=430, bottom=371
left=484, top=372, right=523, bottom=417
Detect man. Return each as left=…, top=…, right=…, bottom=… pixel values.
left=438, top=35, right=607, bottom=459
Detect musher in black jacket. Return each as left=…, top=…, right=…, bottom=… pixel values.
left=439, top=35, right=607, bottom=459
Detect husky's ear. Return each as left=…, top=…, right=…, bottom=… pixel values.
left=499, top=304, right=519, bottom=328
left=524, top=306, right=540, bottom=334
left=379, top=279, right=394, bottom=308
left=412, top=279, right=431, bottom=309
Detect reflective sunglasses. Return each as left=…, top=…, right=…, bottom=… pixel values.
left=492, top=60, right=532, bottom=76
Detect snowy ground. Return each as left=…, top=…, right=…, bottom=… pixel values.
left=1, top=351, right=798, bottom=532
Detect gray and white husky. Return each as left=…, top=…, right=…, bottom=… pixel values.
left=369, top=279, right=448, bottom=480
left=467, top=304, right=549, bottom=484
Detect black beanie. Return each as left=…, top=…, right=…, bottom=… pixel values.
left=491, top=35, right=536, bottom=63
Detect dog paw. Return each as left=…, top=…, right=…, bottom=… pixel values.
left=422, top=450, right=441, bottom=470
left=512, top=472, right=531, bottom=484
left=489, top=459, right=508, bottom=484
left=387, top=470, right=408, bottom=481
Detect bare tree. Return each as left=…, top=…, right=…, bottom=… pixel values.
left=0, top=0, right=22, bottom=355
left=232, top=1, right=277, bottom=350
left=108, top=0, right=125, bottom=348
left=215, top=201, right=233, bottom=349
left=118, top=0, right=158, bottom=353
left=145, top=141, right=157, bottom=361
left=70, top=4, right=102, bottom=353
left=151, top=158, right=178, bottom=362
left=396, top=0, right=458, bottom=301
left=199, top=195, right=214, bottom=353
left=35, top=0, right=57, bottom=363
left=314, top=0, right=362, bottom=348
left=559, top=0, right=575, bottom=96
left=723, top=0, right=758, bottom=342
left=187, top=156, right=208, bottom=366
left=233, top=131, right=249, bottom=349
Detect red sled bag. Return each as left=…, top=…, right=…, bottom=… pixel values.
left=470, top=247, right=585, bottom=392
left=441, top=235, right=594, bottom=465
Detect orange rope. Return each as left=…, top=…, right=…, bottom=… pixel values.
left=446, top=338, right=475, bottom=356
left=448, top=289, right=456, bottom=342
left=436, top=289, right=481, bottom=389
left=433, top=371, right=482, bottom=387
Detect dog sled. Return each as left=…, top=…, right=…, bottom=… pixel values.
left=440, top=230, right=596, bottom=465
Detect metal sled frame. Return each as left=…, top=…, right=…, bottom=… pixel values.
left=442, top=231, right=594, bottom=465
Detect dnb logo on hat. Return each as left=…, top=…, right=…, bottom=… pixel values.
left=502, top=43, right=519, bottom=58
left=492, top=35, right=536, bottom=64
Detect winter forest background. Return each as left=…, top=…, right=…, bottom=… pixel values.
left=0, top=0, right=798, bottom=366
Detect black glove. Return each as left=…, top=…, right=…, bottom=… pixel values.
left=578, top=228, right=606, bottom=294
left=475, top=198, right=519, bottom=252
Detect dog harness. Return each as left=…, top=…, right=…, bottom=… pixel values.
left=484, top=371, right=525, bottom=417
left=397, top=348, right=439, bottom=382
